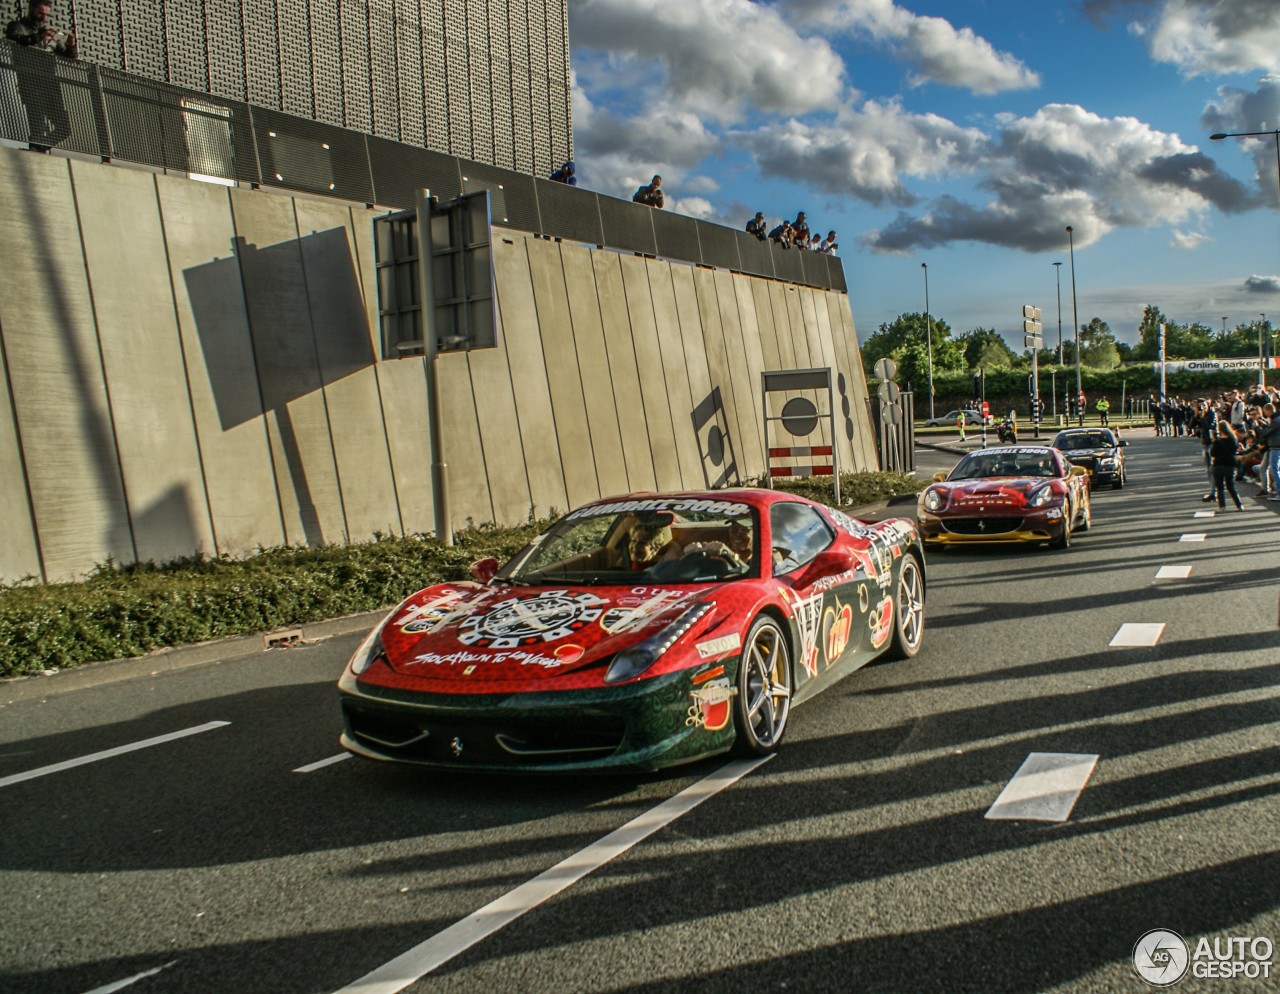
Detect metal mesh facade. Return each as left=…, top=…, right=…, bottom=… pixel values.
left=64, top=0, right=573, bottom=177
left=0, top=37, right=847, bottom=293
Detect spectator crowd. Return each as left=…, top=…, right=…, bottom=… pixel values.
left=1153, top=386, right=1280, bottom=507
left=749, top=210, right=838, bottom=254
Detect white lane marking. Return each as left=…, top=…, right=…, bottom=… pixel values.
left=1179, top=533, right=1207, bottom=542
left=1110, top=623, right=1165, bottom=647
left=294, top=753, right=353, bottom=773
left=81, top=960, right=179, bottom=993
left=1155, top=565, right=1192, bottom=579
left=0, top=722, right=230, bottom=790
left=1168, top=463, right=1192, bottom=467
left=985, top=752, right=1099, bottom=822
left=332, top=756, right=771, bottom=994
left=1193, top=511, right=1215, bottom=518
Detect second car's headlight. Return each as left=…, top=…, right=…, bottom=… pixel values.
left=1026, top=484, right=1054, bottom=508
left=604, top=603, right=715, bottom=684
left=923, top=487, right=947, bottom=512
left=1099, top=458, right=1117, bottom=469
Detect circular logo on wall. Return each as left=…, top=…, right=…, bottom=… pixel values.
left=1133, top=929, right=1190, bottom=987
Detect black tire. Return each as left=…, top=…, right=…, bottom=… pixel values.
left=884, top=554, right=925, bottom=660
left=731, top=617, right=792, bottom=757
left=1112, top=469, right=1125, bottom=490
left=1050, top=514, right=1072, bottom=549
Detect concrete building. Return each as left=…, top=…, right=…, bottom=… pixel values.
left=0, top=4, right=876, bottom=584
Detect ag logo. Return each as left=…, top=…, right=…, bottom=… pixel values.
left=1133, top=929, right=1190, bottom=987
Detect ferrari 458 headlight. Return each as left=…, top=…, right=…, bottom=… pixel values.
left=604, top=603, right=715, bottom=684
left=1026, top=485, right=1054, bottom=508
left=922, top=487, right=947, bottom=512
left=347, top=607, right=398, bottom=675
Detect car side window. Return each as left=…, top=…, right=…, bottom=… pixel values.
left=769, top=503, right=835, bottom=576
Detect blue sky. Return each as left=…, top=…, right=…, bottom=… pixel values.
left=564, top=0, right=1280, bottom=350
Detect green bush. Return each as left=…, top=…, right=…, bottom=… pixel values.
left=0, top=472, right=923, bottom=679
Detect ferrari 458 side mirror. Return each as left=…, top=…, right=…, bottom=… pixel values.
left=470, top=557, right=499, bottom=582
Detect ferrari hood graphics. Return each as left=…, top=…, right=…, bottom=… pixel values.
left=938, top=479, right=1055, bottom=509
left=377, top=583, right=714, bottom=682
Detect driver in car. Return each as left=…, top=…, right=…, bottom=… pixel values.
left=621, top=516, right=683, bottom=570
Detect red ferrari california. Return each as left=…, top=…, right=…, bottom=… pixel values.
left=916, top=446, right=1091, bottom=549
left=339, top=489, right=926, bottom=772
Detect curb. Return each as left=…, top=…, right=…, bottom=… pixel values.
left=0, top=609, right=389, bottom=704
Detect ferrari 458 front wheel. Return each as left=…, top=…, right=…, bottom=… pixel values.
left=885, top=554, right=925, bottom=660
left=732, top=617, right=792, bottom=756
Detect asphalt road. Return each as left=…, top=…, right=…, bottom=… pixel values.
left=2, top=433, right=1277, bottom=994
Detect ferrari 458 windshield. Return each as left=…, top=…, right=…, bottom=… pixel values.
left=502, top=500, right=759, bottom=585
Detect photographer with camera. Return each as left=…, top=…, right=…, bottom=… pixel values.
left=6, top=0, right=79, bottom=153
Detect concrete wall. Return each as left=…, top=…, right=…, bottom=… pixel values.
left=0, top=149, right=878, bottom=584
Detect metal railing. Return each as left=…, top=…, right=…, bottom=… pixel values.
left=0, top=40, right=847, bottom=292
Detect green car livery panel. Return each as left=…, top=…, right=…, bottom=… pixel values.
left=338, top=489, right=927, bottom=772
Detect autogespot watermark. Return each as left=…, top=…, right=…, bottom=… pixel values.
left=1133, top=929, right=1274, bottom=986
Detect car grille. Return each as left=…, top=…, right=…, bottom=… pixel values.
left=342, top=699, right=627, bottom=766
left=1068, top=455, right=1097, bottom=469
left=943, top=516, right=1023, bottom=535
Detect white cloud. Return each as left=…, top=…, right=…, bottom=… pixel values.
left=784, top=0, right=1039, bottom=94
left=1171, top=230, right=1210, bottom=248
left=864, top=103, right=1255, bottom=252
left=1085, top=0, right=1280, bottom=76
left=568, top=0, right=847, bottom=122
left=736, top=100, right=989, bottom=206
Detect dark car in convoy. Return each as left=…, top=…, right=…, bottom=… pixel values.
left=1051, top=428, right=1128, bottom=488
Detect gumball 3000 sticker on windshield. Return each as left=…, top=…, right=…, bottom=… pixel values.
left=458, top=591, right=608, bottom=648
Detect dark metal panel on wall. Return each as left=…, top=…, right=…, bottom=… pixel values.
left=735, top=229, right=775, bottom=280
left=598, top=197, right=658, bottom=258
left=460, top=161, right=539, bottom=231
left=206, top=0, right=248, bottom=102
left=799, top=250, right=830, bottom=290
left=442, top=9, right=471, bottom=157
left=308, top=0, right=345, bottom=128
left=829, top=256, right=848, bottom=293
left=69, top=0, right=124, bottom=71
left=421, top=27, right=450, bottom=154
left=534, top=178, right=602, bottom=245
left=485, top=2, right=514, bottom=169
left=276, top=0, right=315, bottom=119
left=242, top=0, right=282, bottom=110
left=652, top=210, right=702, bottom=263
left=697, top=221, right=742, bottom=273
left=161, top=0, right=208, bottom=93
left=119, top=0, right=166, bottom=80
left=772, top=245, right=805, bottom=284
left=338, top=0, right=373, bottom=135
left=506, top=2, right=534, bottom=174
left=366, top=134, right=463, bottom=207
left=368, top=0, right=400, bottom=140
left=394, top=0, right=426, bottom=148
left=524, top=0, right=551, bottom=174
left=544, top=0, right=570, bottom=164
left=465, top=0, right=493, bottom=166
left=253, top=108, right=374, bottom=203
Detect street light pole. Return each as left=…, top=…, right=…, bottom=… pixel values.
left=1210, top=129, right=1280, bottom=204
left=1066, top=226, right=1082, bottom=425
left=1053, top=261, right=1063, bottom=367
left=922, top=262, right=934, bottom=420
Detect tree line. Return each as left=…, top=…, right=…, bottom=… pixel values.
left=861, top=306, right=1276, bottom=390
